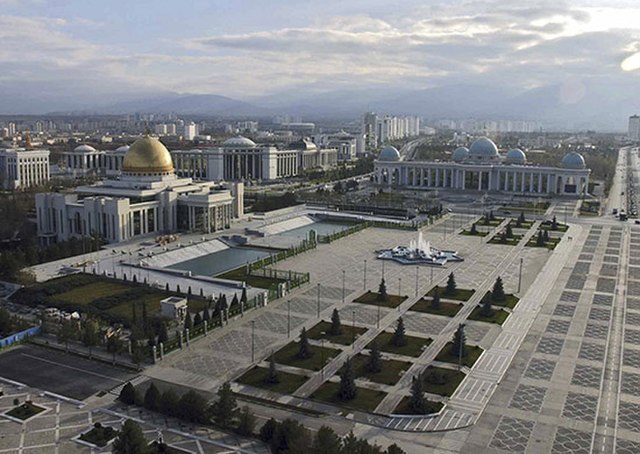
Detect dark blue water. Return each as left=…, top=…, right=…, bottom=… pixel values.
left=169, top=247, right=272, bottom=276
left=279, top=221, right=353, bottom=240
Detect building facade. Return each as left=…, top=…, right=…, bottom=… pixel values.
left=374, top=137, right=590, bottom=196
left=37, top=136, right=243, bottom=245
left=629, top=115, right=640, bottom=141
left=0, top=148, right=50, bottom=189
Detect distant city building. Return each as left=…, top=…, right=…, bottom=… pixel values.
left=183, top=122, right=198, bottom=140
left=362, top=112, right=421, bottom=150
left=313, top=131, right=357, bottom=161
left=629, top=115, right=640, bottom=141
left=374, top=136, right=590, bottom=195
left=0, top=148, right=50, bottom=189
left=37, top=136, right=243, bottom=245
left=237, top=121, right=258, bottom=133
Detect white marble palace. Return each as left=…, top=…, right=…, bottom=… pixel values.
left=374, top=137, right=590, bottom=195
left=37, top=136, right=243, bottom=245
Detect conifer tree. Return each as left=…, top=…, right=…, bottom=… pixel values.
left=391, top=317, right=407, bottom=347
left=119, top=382, right=136, bottom=405
left=506, top=223, right=514, bottom=238
left=209, top=382, right=237, bottom=428
left=445, top=272, right=457, bottom=295
left=543, top=229, right=550, bottom=242
left=450, top=323, right=467, bottom=358
left=551, top=215, right=558, bottom=230
left=329, top=308, right=342, bottom=336
left=377, top=278, right=388, bottom=302
left=481, top=291, right=493, bottom=317
left=264, top=352, right=280, bottom=384
left=410, top=374, right=426, bottom=414
left=519, top=211, right=525, bottom=223
left=431, top=287, right=441, bottom=310
left=158, top=322, right=169, bottom=344
left=338, top=358, right=357, bottom=401
left=367, top=342, right=382, bottom=373
left=297, top=327, right=313, bottom=359
left=536, top=230, right=545, bottom=246
left=143, top=383, right=160, bottom=412
left=491, top=276, right=506, bottom=302
left=470, top=223, right=478, bottom=235
left=194, top=312, right=202, bottom=326
left=112, top=419, right=150, bottom=454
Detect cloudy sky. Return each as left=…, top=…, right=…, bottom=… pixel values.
left=2, top=0, right=640, bottom=117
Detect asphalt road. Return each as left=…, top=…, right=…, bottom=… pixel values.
left=0, top=344, right=136, bottom=400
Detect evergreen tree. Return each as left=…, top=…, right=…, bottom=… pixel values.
left=141, top=301, right=148, bottom=327
left=236, top=406, right=256, bottom=436
left=489, top=210, right=495, bottom=220
left=241, top=287, right=248, bottom=306
left=410, top=374, right=425, bottom=414
left=264, top=353, right=280, bottom=384
left=106, top=335, right=123, bottom=365
left=312, top=426, right=342, bottom=454
left=270, top=419, right=311, bottom=454
left=470, top=223, right=478, bottom=235
left=231, top=293, right=239, bottom=307
left=297, top=327, right=313, bottom=359
left=259, top=418, right=278, bottom=443
left=445, top=272, right=457, bottom=295
left=176, top=284, right=181, bottom=293
left=209, top=382, right=237, bottom=428
left=536, top=230, right=545, bottom=246
left=165, top=282, right=169, bottom=292
left=338, top=358, right=357, bottom=401
left=178, top=390, right=206, bottom=423
left=491, top=276, right=506, bottom=302
left=341, top=432, right=360, bottom=453
left=158, top=322, right=169, bottom=344
left=450, top=323, right=467, bottom=358
left=202, top=308, right=210, bottom=324
left=480, top=291, right=493, bottom=317
left=82, top=319, right=100, bottom=359
left=391, top=317, right=407, bottom=347
left=132, top=302, right=138, bottom=327
left=131, top=345, right=145, bottom=371
left=367, top=342, right=382, bottom=373
left=519, top=211, right=526, bottom=223
left=194, top=312, right=202, bottom=326
left=119, top=382, right=136, bottom=405
left=377, top=278, right=388, bottom=302
left=386, top=444, right=407, bottom=454
left=483, top=215, right=490, bottom=226
left=57, top=319, right=77, bottom=353
left=430, top=287, right=441, bottom=310
left=143, top=383, right=160, bottom=412
left=112, top=419, right=150, bottom=454
left=500, top=231, right=507, bottom=243
left=160, top=389, right=179, bottom=417
left=506, top=223, right=514, bottom=238
left=543, top=229, right=550, bottom=242
left=551, top=215, right=558, bottom=230
left=183, top=313, right=192, bottom=333
left=329, top=308, right=342, bottom=336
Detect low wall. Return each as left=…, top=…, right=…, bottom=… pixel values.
left=0, top=325, right=41, bottom=348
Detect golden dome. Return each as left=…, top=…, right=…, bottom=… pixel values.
left=122, top=136, right=174, bottom=174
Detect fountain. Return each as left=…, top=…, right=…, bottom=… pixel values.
left=376, top=232, right=463, bottom=266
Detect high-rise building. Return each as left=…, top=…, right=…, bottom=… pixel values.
left=629, top=115, right=640, bottom=141
left=183, top=122, right=197, bottom=140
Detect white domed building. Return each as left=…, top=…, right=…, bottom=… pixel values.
left=37, top=136, right=244, bottom=244
left=64, top=143, right=104, bottom=177
left=374, top=136, right=590, bottom=195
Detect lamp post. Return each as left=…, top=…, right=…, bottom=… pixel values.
left=320, top=333, right=326, bottom=378
left=352, top=310, right=356, bottom=348
left=430, top=266, right=433, bottom=285
left=458, top=323, right=465, bottom=371
left=415, top=266, right=419, bottom=297
left=518, top=257, right=523, bottom=293
left=317, top=283, right=320, bottom=318
left=382, top=260, right=385, bottom=279
left=251, top=320, right=255, bottom=363
left=363, top=259, right=367, bottom=290
left=287, top=300, right=291, bottom=338
left=398, top=277, right=402, bottom=298
left=342, top=270, right=346, bottom=303
left=377, top=300, right=381, bottom=329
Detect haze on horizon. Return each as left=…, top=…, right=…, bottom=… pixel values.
left=2, top=0, right=640, bottom=129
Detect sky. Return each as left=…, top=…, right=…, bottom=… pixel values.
left=2, top=0, right=640, bottom=115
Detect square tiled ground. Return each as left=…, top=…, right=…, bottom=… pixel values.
left=621, top=371, right=640, bottom=396
left=578, top=341, right=605, bottom=362
left=551, top=427, right=592, bottom=454
left=593, top=294, right=613, bottom=307
left=584, top=322, right=609, bottom=339
left=508, top=384, right=547, bottom=413
left=546, top=319, right=571, bottom=335
left=618, top=401, right=640, bottom=432
left=560, top=291, right=581, bottom=303
left=537, top=337, right=565, bottom=355
left=489, top=416, right=535, bottom=452
left=525, top=358, right=556, bottom=380
left=562, top=392, right=598, bottom=422
left=571, top=365, right=602, bottom=388
left=596, top=278, right=616, bottom=293
left=553, top=304, right=576, bottom=317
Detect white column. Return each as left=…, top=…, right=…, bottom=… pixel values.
left=529, top=173, right=533, bottom=192
left=478, top=171, right=482, bottom=190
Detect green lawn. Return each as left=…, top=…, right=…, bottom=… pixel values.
left=409, top=299, right=463, bottom=317
left=350, top=353, right=412, bottom=386
left=235, top=366, right=308, bottom=394
left=526, top=236, right=561, bottom=250
left=422, top=366, right=466, bottom=397
left=488, top=236, right=521, bottom=246
left=427, top=287, right=475, bottom=302
left=368, top=332, right=432, bottom=357
left=216, top=266, right=286, bottom=289
left=393, top=396, right=443, bottom=415
left=310, top=381, right=387, bottom=413
left=273, top=341, right=341, bottom=371
left=478, top=217, right=504, bottom=226
left=539, top=223, right=569, bottom=232
left=307, top=321, right=368, bottom=346
left=435, top=343, right=484, bottom=368
left=6, top=402, right=46, bottom=420
left=481, top=292, right=520, bottom=309
left=79, top=425, right=118, bottom=448
left=468, top=306, right=510, bottom=325
left=353, top=291, right=407, bottom=309
left=51, top=282, right=131, bottom=304
left=460, top=229, right=489, bottom=237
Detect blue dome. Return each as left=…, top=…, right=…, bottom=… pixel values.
left=469, top=137, right=499, bottom=160
left=505, top=148, right=526, bottom=164
left=562, top=151, right=586, bottom=169
left=378, top=146, right=401, bottom=162
left=452, top=147, right=469, bottom=162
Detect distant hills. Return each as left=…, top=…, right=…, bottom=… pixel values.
left=2, top=80, right=637, bottom=131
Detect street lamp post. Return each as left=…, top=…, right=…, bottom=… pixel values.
left=251, top=320, right=255, bottom=363
left=518, top=257, right=523, bottom=293
left=320, top=334, right=326, bottom=378
left=342, top=270, right=346, bottom=303
left=430, top=266, right=433, bottom=285
left=287, top=300, right=291, bottom=338
left=415, top=266, right=419, bottom=297
left=352, top=310, right=356, bottom=348
left=317, top=283, right=320, bottom=318
left=363, top=259, right=367, bottom=290
left=382, top=260, right=385, bottom=279
left=377, top=300, right=381, bottom=329
left=458, top=323, right=465, bottom=371
left=398, top=277, right=402, bottom=298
